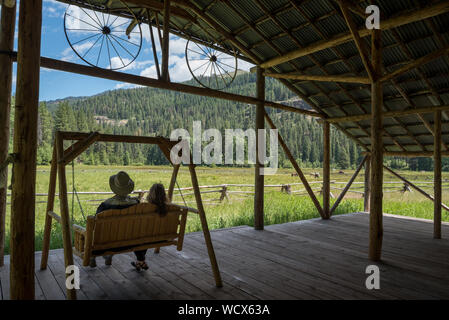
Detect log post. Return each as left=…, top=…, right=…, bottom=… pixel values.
left=369, top=29, right=383, bottom=261
left=0, top=0, right=16, bottom=267
left=167, top=164, right=180, bottom=202
left=40, top=143, right=57, bottom=269
left=9, top=0, right=42, bottom=300
left=323, top=121, right=331, bottom=218
left=161, top=0, right=170, bottom=81
left=56, top=133, right=77, bottom=300
left=254, top=67, right=265, bottom=230
left=188, top=163, right=222, bottom=287
left=434, top=110, right=442, bottom=239
left=364, top=155, right=371, bottom=212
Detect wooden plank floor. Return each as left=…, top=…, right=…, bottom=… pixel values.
left=1, top=212, right=449, bottom=300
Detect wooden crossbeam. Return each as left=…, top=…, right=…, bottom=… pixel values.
left=264, top=111, right=325, bottom=218
left=329, top=156, right=367, bottom=216
left=264, top=71, right=370, bottom=84
left=326, top=104, right=449, bottom=123
left=380, top=46, right=449, bottom=83
left=3, top=52, right=321, bottom=118
left=259, top=1, right=449, bottom=69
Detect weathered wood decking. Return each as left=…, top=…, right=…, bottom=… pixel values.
left=1, top=213, right=448, bottom=300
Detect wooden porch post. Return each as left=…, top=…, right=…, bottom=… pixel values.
left=56, top=133, right=77, bottom=300
left=9, top=0, right=42, bottom=300
left=0, top=0, right=16, bottom=267
left=434, top=111, right=442, bottom=239
left=369, top=29, right=384, bottom=261
left=323, top=121, right=331, bottom=218
left=254, top=67, right=265, bottom=230
left=364, top=155, right=371, bottom=212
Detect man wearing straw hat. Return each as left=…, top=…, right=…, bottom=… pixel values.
left=90, top=171, right=139, bottom=267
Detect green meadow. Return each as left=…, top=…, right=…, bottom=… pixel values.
left=3, top=165, right=449, bottom=254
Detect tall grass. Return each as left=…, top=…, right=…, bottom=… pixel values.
left=2, top=165, right=448, bottom=254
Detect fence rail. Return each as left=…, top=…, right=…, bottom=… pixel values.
left=6, top=180, right=449, bottom=206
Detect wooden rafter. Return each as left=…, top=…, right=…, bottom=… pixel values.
left=380, top=46, right=449, bottom=83
left=337, top=0, right=375, bottom=81
left=259, top=1, right=449, bottom=69
left=327, top=104, right=449, bottom=123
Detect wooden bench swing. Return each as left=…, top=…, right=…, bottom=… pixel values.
left=39, top=131, right=223, bottom=300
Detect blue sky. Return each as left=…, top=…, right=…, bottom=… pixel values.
left=7, top=0, right=253, bottom=101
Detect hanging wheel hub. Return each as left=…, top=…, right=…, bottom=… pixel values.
left=210, top=55, right=217, bottom=62
left=102, top=26, right=111, bottom=35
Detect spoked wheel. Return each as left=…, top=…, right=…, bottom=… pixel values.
left=64, top=0, right=142, bottom=70
left=185, top=39, right=238, bottom=90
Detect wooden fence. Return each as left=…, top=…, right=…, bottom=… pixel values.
left=6, top=180, right=449, bottom=206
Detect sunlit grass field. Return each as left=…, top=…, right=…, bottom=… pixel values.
left=3, top=165, right=449, bottom=253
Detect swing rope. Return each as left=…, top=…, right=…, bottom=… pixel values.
left=175, top=179, right=188, bottom=207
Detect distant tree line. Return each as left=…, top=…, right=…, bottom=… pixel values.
left=8, top=73, right=447, bottom=171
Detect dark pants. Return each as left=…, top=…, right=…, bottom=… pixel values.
left=134, top=250, right=147, bottom=261
left=92, top=247, right=148, bottom=261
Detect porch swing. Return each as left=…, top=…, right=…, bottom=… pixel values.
left=39, top=131, right=223, bottom=300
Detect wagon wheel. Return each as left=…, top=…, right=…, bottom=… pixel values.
left=185, top=40, right=238, bottom=90
left=63, top=0, right=142, bottom=70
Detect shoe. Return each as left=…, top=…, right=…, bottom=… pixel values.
left=89, top=257, right=97, bottom=268
left=103, top=255, right=112, bottom=266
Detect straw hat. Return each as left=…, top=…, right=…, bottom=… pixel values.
left=109, top=171, right=134, bottom=196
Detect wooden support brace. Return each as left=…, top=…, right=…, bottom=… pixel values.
left=329, top=156, right=367, bottom=216
left=167, top=164, right=180, bottom=202
left=337, top=0, right=375, bottom=81
left=59, top=132, right=100, bottom=165
left=264, top=111, right=325, bottom=218
left=384, top=165, right=449, bottom=213
left=188, top=163, right=223, bottom=287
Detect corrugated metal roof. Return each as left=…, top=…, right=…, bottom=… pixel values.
left=54, top=0, right=449, bottom=152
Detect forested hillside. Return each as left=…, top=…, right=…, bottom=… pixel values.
left=9, top=72, right=440, bottom=170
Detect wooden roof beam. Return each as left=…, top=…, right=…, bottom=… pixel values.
left=260, top=1, right=449, bottom=69
left=3, top=52, right=321, bottom=118
left=264, top=71, right=371, bottom=84
left=327, top=104, right=449, bottom=123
